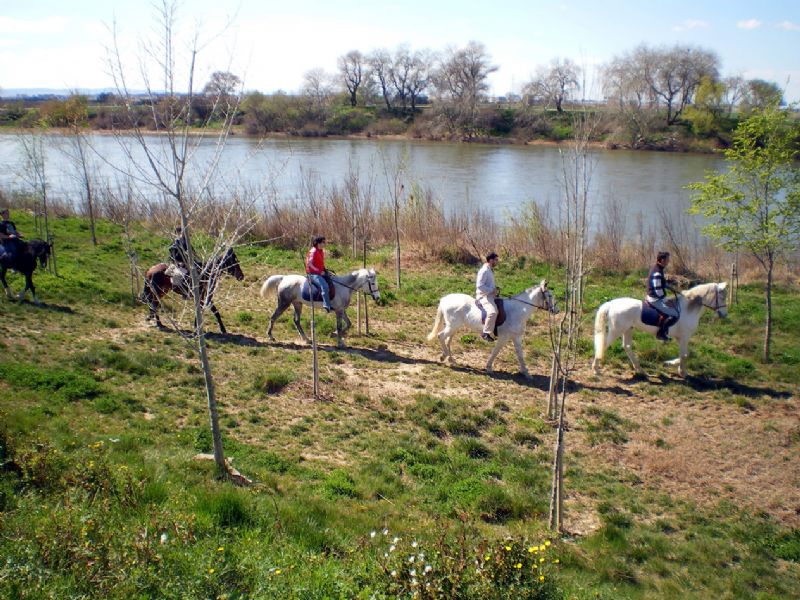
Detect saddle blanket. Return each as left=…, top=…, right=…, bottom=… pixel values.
left=301, top=278, right=336, bottom=302
left=476, top=298, right=506, bottom=335
left=641, top=300, right=679, bottom=328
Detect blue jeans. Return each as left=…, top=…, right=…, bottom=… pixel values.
left=309, top=274, right=331, bottom=309
left=649, top=297, right=678, bottom=319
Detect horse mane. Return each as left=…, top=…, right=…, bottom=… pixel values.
left=334, top=270, right=362, bottom=287
left=682, top=282, right=714, bottom=308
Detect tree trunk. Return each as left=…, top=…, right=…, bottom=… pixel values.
left=764, top=256, right=773, bottom=363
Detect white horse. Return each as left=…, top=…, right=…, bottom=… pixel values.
left=591, top=282, right=728, bottom=378
left=260, top=268, right=380, bottom=348
left=427, top=280, right=558, bottom=379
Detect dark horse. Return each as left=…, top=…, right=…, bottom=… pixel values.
left=0, top=239, right=52, bottom=305
left=142, top=248, right=244, bottom=334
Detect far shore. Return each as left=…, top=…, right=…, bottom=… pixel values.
left=0, top=125, right=723, bottom=155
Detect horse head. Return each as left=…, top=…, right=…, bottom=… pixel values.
left=711, top=282, right=728, bottom=318
left=365, top=268, right=381, bottom=302
left=28, top=239, right=51, bottom=269
left=537, top=279, right=559, bottom=314
left=220, top=248, right=244, bottom=281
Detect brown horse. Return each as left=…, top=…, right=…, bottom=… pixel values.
left=142, top=248, right=244, bottom=334
left=0, top=239, right=52, bottom=305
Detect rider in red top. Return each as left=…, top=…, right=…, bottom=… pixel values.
left=306, top=236, right=332, bottom=312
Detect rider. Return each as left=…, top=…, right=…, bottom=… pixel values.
left=646, top=251, right=678, bottom=342
left=0, top=208, right=22, bottom=262
left=476, top=251, right=500, bottom=342
left=306, top=236, right=332, bottom=313
left=167, top=225, right=198, bottom=287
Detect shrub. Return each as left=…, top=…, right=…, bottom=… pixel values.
left=322, top=469, right=359, bottom=499
left=196, top=486, right=253, bottom=528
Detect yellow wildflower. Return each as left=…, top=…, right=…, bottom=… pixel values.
left=539, top=575, right=545, bottom=582
left=208, top=568, right=215, bottom=574
left=275, top=569, right=282, bottom=575
left=528, top=546, right=536, bottom=553
left=505, top=545, right=511, bottom=551
left=539, top=557, right=545, bottom=563
left=217, top=547, right=224, bottom=552
left=514, top=563, right=522, bottom=569
left=545, top=540, right=551, bottom=547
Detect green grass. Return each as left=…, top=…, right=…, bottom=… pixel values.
left=0, top=210, right=797, bottom=598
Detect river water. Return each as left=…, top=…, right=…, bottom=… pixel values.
left=0, top=134, right=722, bottom=235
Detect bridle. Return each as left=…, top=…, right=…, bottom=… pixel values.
left=702, top=285, right=727, bottom=315
left=332, top=271, right=380, bottom=300
left=506, top=285, right=555, bottom=312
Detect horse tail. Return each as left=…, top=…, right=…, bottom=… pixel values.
left=260, top=275, right=283, bottom=299
left=594, top=302, right=610, bottom=361
left=427, top=303, right=444, bottom=342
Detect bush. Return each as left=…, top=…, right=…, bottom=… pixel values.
left=322, top=469, right=359, bottom=499
left=253, top=368, right=293, bottom=395
left=196, top=486, right=253, bottom=528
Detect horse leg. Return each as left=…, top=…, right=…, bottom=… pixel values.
left=266, top=300, right=291, bottom=341
left=291, top=302, right=309, bottom=343
left=335, top=311, right=345, bottom=348
left=437, top=325, right=454, bottom=363
left=666, top=338, right=689, bottom=377
left=0, top=267, right=11, bottom=299
left=21, top=272, right=38, bottom=305
left=512, top=336, right=531, bottom=379
left=485, top=336, right=508, bottom=374
left=209, top=302, right=226, bottom=335
left=622, top=328, right=643, bottom=375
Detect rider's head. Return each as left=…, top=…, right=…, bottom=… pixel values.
left=656, top=251, right=670, bottom=267
left=313, top=236, right=326, bottom=247
left=486, top=251, right=499, bottom=266
left=1, top=208, right=9, bottom=219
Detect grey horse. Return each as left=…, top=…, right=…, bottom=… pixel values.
left=260, top=268, right=380, bottom=347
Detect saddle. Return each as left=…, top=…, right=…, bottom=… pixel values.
left=641, top=299, right=679, bottom=329
left=301, top=275, right=336, bottom=303
left=476, top=298, right=506, bottom=336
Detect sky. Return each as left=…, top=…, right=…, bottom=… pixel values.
left=1, top=0, right=799, bottom=102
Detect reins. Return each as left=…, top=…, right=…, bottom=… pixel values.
left=504, top=286, right=552, bottom=312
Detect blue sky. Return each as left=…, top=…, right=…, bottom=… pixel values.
left=1, top=0, right=798, bottom=101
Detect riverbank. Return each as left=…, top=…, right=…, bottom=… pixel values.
left=0, top=212, right=798, bottom=598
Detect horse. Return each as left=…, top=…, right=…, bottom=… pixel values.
left=142, top=248, right=244, bottom=334
left=0, top=239, right=52, bottom=305
left=591, top=282, right=728, bottom=378
left=260, top=268, right=381, bottom=348
left=427, top=280, right=559, bottom=379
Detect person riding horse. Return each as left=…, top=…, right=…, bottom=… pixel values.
left=306, top=236, right=332, bottom=313
left=166, top=226, right=199, bottom=289
left=0, top=208, right=22, bottom=262
left=476, top=252, right=500, bottom=342
left=646, top=251, right=679, bottom=342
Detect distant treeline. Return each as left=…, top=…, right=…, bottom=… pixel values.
left=0, top=41, right=792, bottom=151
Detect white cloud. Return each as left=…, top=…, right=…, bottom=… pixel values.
left=0, top=16, right=69, bottom=35
left=737, top=19, right=762, bottom=30
left=776, top=20, right=800, bottom=31
left=673, top=19, right=710, bottom=32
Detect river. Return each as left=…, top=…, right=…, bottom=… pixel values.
left=0, top=134, right=722, bottom=235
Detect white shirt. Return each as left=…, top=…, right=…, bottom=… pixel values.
left=476, top=263, right=496, bottom=296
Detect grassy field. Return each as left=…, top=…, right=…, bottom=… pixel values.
left=0, top=213, right=798, bottom=599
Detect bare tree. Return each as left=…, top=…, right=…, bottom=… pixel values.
left=338, top=50, right=365, bottom=107
left=368, top=49, right=394, bottom=111
left=405, top=48, right=433, bottom=112
left=107, top=0, right=254, bottom=482
left=722, top=75, right=748, bottom=114
left=547, top=115, right=594, bottom=534
left=525, top=58, right=580, bottom=112
left=302, top=68, right=335, bottom=107
left=16, top=131, right=55, bottom=272
left=57, top=94, right=98, bottom=246
left=432, top=41, right=497, bottom=137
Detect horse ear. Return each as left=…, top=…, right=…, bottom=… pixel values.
left=718, top=281, right=728, bottom=290
left=540, top=279, right=548, bottom=290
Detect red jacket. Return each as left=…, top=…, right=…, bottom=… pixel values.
left=306, top=246, right=325, bottom=275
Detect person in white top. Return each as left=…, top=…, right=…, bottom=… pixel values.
left=475, top=251, right=500, bottom=342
